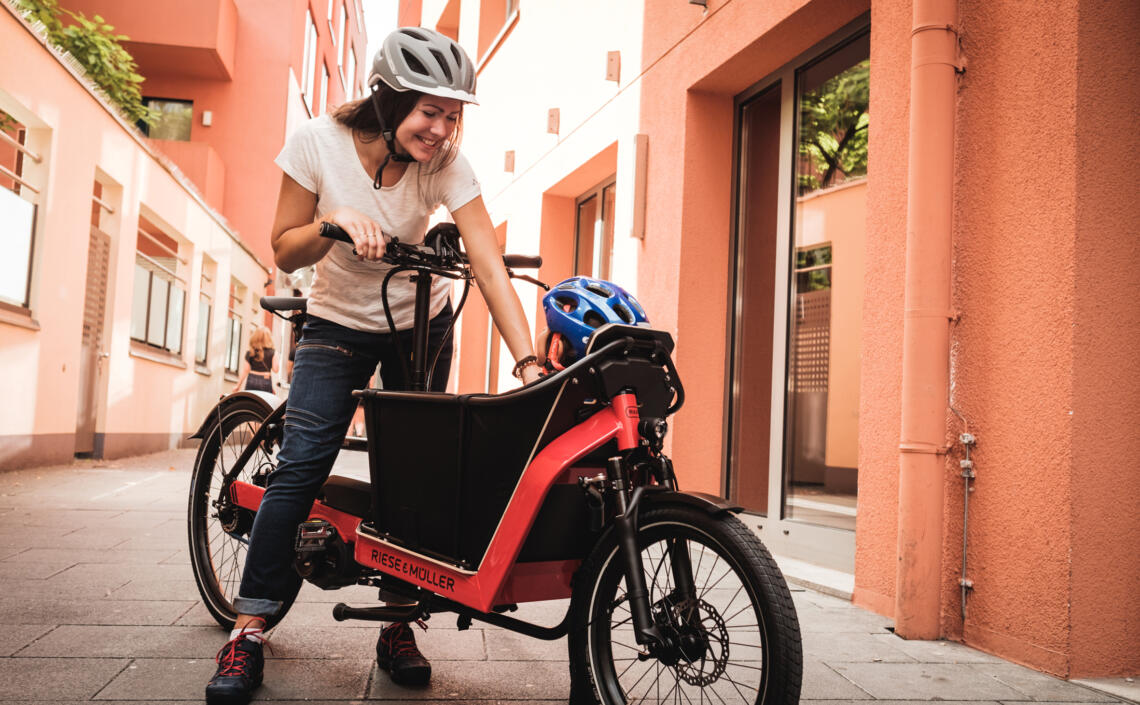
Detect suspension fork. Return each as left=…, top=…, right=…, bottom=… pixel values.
left=607, top=453, right=701, bottom=650
left=607, top=455, right=663, bottom=647
left=657, top=456, right=698, bottom=607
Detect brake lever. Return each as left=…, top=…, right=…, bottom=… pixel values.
left=510, top=272, right=550, bottom=291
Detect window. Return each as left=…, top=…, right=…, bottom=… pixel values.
left=138, top=98, right=192, bottom=141
left=195, top=258, right=215, bottom=366
left=0, top=109, right=38, bottom=310
left=727, top=25, right=869, bottom=538
left=573, top=179, right=616, bottom=280
left=130, top=216, right=187, bottom=354
left=477, top=0, right=519, bottom=60
left=337, top=4, right=348, bottom=65
left=782, top=34, right=868, bottom=531
left=345, top=42, right=357, bottom=101
left=321, top=63, right=331, bottom=115
left=225, top=279, right=245, bottom=374
left=303, top=10, right=318, bottom=115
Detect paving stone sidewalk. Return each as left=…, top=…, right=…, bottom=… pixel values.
left=0, top=448, right=1132, bottom=704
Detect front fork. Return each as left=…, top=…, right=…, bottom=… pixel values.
left=603, top=454, right=696, bottom=650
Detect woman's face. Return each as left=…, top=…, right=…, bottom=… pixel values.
left=394, top=95, right=462, bottom=162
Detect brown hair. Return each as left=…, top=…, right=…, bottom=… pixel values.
left=331, top=84, right=464, bottom=175
left=248, top=327, right=273, bottom=363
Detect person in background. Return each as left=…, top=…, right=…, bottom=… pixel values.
left=232, top=327, right=278, bottom=393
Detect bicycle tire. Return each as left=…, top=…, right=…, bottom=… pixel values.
left=187, top=399, right=300, bottom=629
left=568, top=505, right=802, bottom=704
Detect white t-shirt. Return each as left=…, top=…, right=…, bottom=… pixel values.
left=275, top=114, right=481, bottom=333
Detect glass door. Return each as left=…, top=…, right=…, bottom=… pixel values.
left=727, top=22, right=869, bottom=571
left=784, top=33, right=868, bottom=532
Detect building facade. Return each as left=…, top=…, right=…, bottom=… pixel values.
left=403, top=0, right=1139, bottom=679
left=0, top=0, right=368, bottom=467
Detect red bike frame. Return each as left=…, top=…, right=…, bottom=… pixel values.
left=229, top=391, right=642, bottom=614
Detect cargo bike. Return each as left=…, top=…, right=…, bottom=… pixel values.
left=187, top=222, right=803, bottom=704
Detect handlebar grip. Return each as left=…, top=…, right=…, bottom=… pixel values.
left=503, top=254, right=542, bottom=269
left=318, top=221, right=354, bottom=244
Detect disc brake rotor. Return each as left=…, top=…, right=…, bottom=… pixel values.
left=668, top=597, right=729, bottom=686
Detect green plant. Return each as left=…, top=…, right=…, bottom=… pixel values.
left=797, top=59, right=869, bottom=194
left=14, top=0, right=157, bottom=125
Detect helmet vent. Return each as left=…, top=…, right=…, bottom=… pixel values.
left=429, top=49, right=453, bottom=82
left=585, top=282, right=613, bottom=298
left=400, top=28, right=428, bottom=41
left=583, top=311, right=606, bottom=329
left=402, top=50, right=429, bottom=77
left=613, top=303, right=634, bottom=324
left=554, top=295, right=578, bottom=312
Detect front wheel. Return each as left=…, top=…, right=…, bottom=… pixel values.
left=569, top=505, right=802, bottom=704
left=187, top=399, right=300, bottom=629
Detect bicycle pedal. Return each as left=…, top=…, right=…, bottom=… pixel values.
left=295, top=519, right=335, bottom=554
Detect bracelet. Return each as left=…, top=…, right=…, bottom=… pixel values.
left=511, top=355, right=539, bottom=380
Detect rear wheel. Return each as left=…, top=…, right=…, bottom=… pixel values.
left=187, top=400, right=300, bottom=629
left=569, top=505, right=802, bottom=704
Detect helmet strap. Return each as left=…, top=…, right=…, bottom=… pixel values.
left=369, top=88, right=416, bottom=190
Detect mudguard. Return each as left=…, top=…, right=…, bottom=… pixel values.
left=635, top=487, right=744, bottom=517
left=187, top=390, right=284, bottom=439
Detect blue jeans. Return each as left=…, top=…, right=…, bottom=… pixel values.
left=234, top=305, right=454, bottom=617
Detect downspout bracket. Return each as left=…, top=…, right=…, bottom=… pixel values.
left=898, top=442, right=953, bottom=455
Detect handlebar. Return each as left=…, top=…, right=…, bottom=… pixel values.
left=318, top=222, right=541, bottom=271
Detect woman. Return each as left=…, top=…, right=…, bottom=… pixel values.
left=206, top=28, right=542, bottom=705
left=232, top=327, right=278, bottom=393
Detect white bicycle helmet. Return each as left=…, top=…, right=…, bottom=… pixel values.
left=368, top=27, right=478, bottom=105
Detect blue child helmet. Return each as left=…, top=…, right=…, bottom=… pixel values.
left=543, top=277, right=649, bottom=367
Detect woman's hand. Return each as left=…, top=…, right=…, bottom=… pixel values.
left=520, top=364, right=543, bottom=385
left=325, top=207, right=388, bottom=261
left=535, top=328, right=551, bottom=366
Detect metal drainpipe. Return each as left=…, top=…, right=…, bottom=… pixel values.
left=894, top=0, right=961, bottom=639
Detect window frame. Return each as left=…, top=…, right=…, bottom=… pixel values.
left=224, top=279, right=246, bottom=376
left=302, top=10, right=318, bottom=116
left=722, top=15, right=870, bottom=570
left=195, top=260, right=215, bottom=367
left=476, top=0, right=521, bottom=69
left=130, top=218, right=188, bottom=356
left=137, top=97, right=193, bottom=141
left=321, top=62, right=332, bottom=115
left=344, top=41, right=357, bottom=101
left=572, top=176, right=617, bottom=281
left=0, top=112, right=41, bottom=315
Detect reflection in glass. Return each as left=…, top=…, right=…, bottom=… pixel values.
left=131, top=264, right=149, bottom=341
left=783, top=32, right=869, bottom=531
left=145, top=99, right=193, bottom=141
left=226, top=316, right=242, bottom=373
left=729, top=81, right=782, bottom=515
left=599, top=183, right=616, bottom=280
left=168, top=287, right=184, bottom=354
left=196, top=298, right=211, bottom=365
left=575, top=195, right=598, bottom=276
left=146, top=276, right=169, bottom=348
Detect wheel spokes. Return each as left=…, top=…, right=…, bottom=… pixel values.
left=596, top=529, right=766, bottom=704
left=194, top=413, right=275, bottom=617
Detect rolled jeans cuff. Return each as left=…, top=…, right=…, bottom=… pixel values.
left=233, top=596, right=284, bottom=618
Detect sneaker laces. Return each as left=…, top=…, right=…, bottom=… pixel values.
left=214, top=622, right=271, bottom=677
left=382, top=620, right=427, bottom=659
